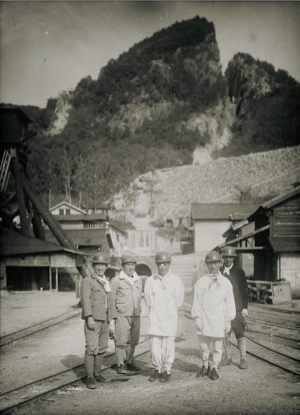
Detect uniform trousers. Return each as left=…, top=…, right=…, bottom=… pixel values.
left=84, top=320, right=109, bottom=356
left=150, top=335, right=175, bottom=374
left=114, top=316, right=140, bottom=364
left=198, top=335, right=223, bottom=369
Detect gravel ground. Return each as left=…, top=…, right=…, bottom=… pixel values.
left=5, top=319, right=300, bottom=415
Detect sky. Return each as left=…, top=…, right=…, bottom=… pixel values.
left=1, top=1, right=300, bottom=108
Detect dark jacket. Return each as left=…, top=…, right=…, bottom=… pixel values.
left=80, top=274, right=114, bottom=322
left=220, top=264, right=248, bottom=312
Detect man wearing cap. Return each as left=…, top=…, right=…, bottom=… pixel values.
left=144, top=252, right=184, bottom=383
left=191, top=250, right=236, bottom=380
left=80, top=253, right=113, bottom=389
left=220, top=246, right=249, bottom=369
left=110, top=254, right=142, bottom=374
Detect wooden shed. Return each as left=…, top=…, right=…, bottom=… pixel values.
left=219, top=185, right=300, bottom=299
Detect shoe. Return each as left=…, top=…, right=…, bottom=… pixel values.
left=126, top=362, right=141, bottom=371
left=196, top=366, right=210, bottom=378
left=94, top=373, right=110, bottom=383
left=159, top=371, right=171, bottom=382
left=209, top=367, right=219, bottom=381
left=117, top=364, right=128, bottom=374
left=148, top=369, right=161, bottom=382
left=219, top=357, right=232, bottom=366
left=240, top=358, right=248, bottom=369
left=86, top=376, right=96, bottom=389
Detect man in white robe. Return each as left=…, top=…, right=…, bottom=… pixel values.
left=144, top=251, right=184, bottom=382
left=191, top=250, right=236, bottom=381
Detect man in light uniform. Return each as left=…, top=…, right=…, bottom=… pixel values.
left=192, top=250, right=236, bottom=380
left=80, top=253, right=113, bottom=389
left=220, top=246, right=249, bottom=369
left=144, top=252, right=184, bottom=382
left=110, top=254, right=142, bottom=374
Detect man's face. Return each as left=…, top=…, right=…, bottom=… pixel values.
left=157, top=261, right=170, bottom=277
left=207, top=261, right=221, bottom=275
left=93, top=263, right=107, bottom=277
left=123, top=262, right=136, bottom=277
left=223, top=256, right=235, bottom=268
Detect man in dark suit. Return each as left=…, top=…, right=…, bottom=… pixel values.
left=220, top=246, right=249, bottom=369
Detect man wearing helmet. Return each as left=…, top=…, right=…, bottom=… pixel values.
left=110, top=254, right=143, bottom=375
left=191, top=250, right=236, bottom=380
left=220, top=246, right=249, bottom=369
left=80, top=253, right=113, bottom=389
left=144, top=251, right=184, bottom=383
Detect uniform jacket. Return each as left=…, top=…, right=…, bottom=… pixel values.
left=110, top=270, right=142, bottom=317
left=220, top=264, right=248, bottom=312
left=191, top=272, right=236, bottom=338
left=144, top=271, right=184, bottom=337
left=80, top=273, right=114, bottom=322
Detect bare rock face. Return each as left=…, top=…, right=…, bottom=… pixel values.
left=47, top=91, right=73, bottom=136
left=226, top=53, right=297, bottom=117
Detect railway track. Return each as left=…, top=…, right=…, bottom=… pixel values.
left=1, top=303, right=299, bottom=414
left=0, top=337, right=151, bottom=414
left=183, top=304, right=300, bottom=377
left=0, top=309, right=81, bottom=348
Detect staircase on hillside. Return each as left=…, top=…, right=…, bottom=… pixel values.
left=171, top=254, right=198, bottom=293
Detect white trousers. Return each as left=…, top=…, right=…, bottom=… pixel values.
left=198, top=335, right=223, bottom=369
left=150, top=335, right=175, bottom=374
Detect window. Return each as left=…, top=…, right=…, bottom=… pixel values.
left=66, top=209, right=70, bottom=215
left=59, top=209, right=64, bottom=215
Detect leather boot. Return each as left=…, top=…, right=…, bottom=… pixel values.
left=84, top=355, right=96, bottom=389
left=238, top=337, right=248, bottom=369
left=94, top=353, right=110, bottom=383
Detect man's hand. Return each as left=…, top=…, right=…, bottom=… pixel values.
left=194, top=317, right=203, bottom=332
left=225, top=321, right=231, bottom=334
left=241, top=309, right=248, bottom=318
left=109, top=319, right=115, bottom=339
left=87, top=316, right=95, bottom=330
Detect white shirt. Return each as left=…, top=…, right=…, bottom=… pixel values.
left=144, top=271, right=184, bottom=337
left=223, top=264, right=233, bottom=276
left=191, top=272, right=236, bottom=338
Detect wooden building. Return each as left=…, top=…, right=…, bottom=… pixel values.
left=0, top=227, right=85, bottom=291
left=48, top=203, right=126, bottom=255
left=219, top=186, right=300, bottom=298
left=0, top=106, right=88, bottom=292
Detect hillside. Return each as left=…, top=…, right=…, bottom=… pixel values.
left=111, top=146, right=300, bottom=221
left=19, top=16, right=300, bottom=208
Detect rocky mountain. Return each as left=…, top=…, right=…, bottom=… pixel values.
left=24, top=16, right=300, bottom=208
left=111, top=146, right=300, bottom=221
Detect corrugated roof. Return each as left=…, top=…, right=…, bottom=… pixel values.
left=45, top=228, right=107, bottom=247
left=0, top=227, right=82, bottom=257
left=248, top=185, right=300, bottom=220
left=191, top=203, right=258, bottom=220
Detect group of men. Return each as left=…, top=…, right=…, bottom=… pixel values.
left=80, top=246, right=248, bottom=389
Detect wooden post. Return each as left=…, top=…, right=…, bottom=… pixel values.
left=49, top=258, right=52, bottom=291
left=55, top=267, right=58, bottom=292
left=31, top=202, right=46, bottom=240
left=21, top=173, right=74, bottom=249
left=0, top=259, right=8, bottom=291
left=11, top=156, right=30, bottom=236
